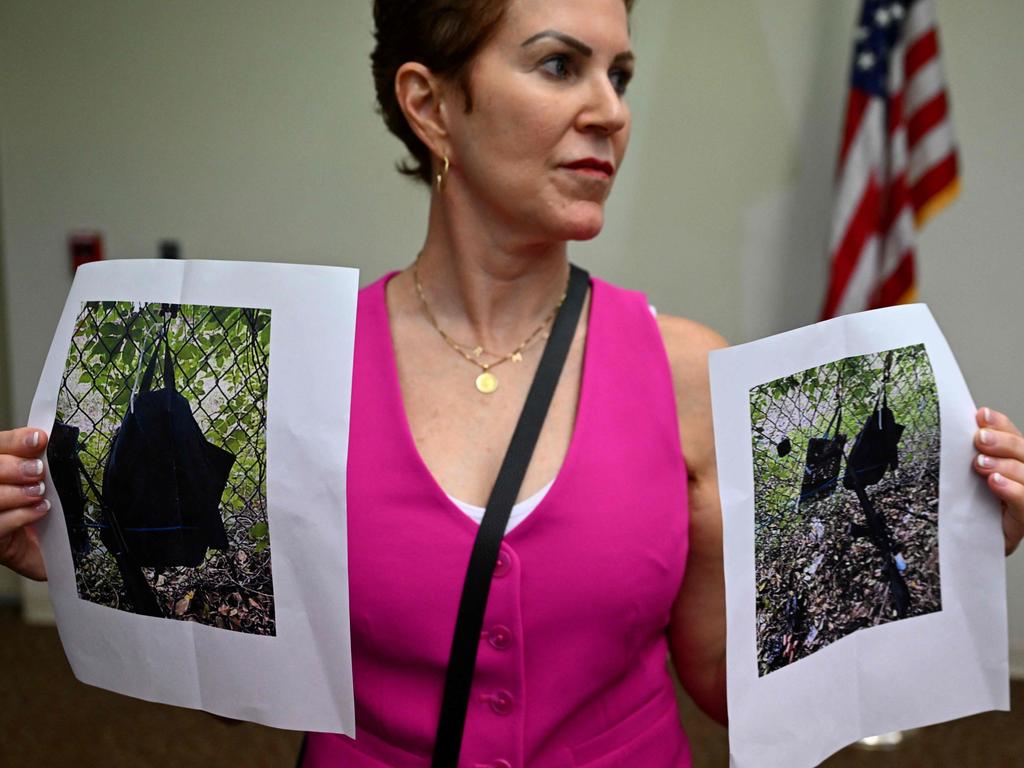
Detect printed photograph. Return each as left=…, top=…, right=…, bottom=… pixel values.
left=750, top=344, right=941, bottom=676
left=48, top=301, right=275, bottom=635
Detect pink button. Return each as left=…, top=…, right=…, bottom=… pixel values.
left=487, top=625, right=512, bottom=650
left=493, top=550, right=511, bottom=578
left=488, top=689, right=514, bottom=716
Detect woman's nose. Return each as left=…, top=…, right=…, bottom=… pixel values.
left=577, top=76, right=628, bottom=136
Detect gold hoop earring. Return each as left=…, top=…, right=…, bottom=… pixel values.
left=435, top=155, right=450, bottom=193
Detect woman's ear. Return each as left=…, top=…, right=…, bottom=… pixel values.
left=395, top=62, right=451, bottom=159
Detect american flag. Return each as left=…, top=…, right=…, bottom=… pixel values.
left=821, top=0, right=959, bottom=319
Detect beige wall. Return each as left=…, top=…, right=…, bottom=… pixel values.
left=1, top=1, right=1022, bottom=658
left=0, top=152, right=17, bottom=602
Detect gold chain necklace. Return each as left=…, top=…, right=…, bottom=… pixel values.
left=413, top=263, right=568, bottom=394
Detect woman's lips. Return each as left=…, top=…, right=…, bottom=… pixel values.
left=561, top=158, right=615, bottom=178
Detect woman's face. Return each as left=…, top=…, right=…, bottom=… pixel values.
left=443, top=0, right=633, bottom=243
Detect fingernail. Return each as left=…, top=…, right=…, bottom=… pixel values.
left=33, top=499, right=51, bottom=513
left=993, top=472, right=1008, bottom=487
left=21, top=459, right=43, bottom=478
left=983, top=407, right=992, bottom=424
left=23, top=481, right=45, bottom=497
left=978, top=454, right=994, bottom=469
left=25, top=431, right=40, bottom=449
left=979, top=429, right=993, bottom=445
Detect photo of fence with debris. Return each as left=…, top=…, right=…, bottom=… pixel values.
left=48, top=301, right=275, bottom=635
left=750, top=343, right=940, bottom=676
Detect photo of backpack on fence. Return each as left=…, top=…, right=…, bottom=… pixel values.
left=48, top=300, right=276, bottom=634
left=750, top=344, right=941, bottom=676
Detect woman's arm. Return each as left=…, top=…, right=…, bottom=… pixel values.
left=657, top=315, right=729, bottom=726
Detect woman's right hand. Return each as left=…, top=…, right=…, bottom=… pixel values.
left=0, top=428, right=50, bottom=581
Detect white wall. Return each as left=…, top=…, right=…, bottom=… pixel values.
left=1, top=1, right=1022, bottom=661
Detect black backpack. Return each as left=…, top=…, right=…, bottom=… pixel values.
left=101, top=331, right=235, bottom=569
left=843, top=396, right=904, bottom=490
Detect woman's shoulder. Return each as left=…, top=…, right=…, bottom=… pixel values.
left=655, top=313, right=728, bottom=383
left=654, top=314, right=727, bottom=475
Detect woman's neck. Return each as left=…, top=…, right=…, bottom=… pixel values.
left=408, top=195, right=571, bottom=354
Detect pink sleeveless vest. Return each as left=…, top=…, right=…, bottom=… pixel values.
left=304, top=273, right=692, bottom=767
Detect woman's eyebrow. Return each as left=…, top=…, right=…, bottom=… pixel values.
left=521, top=30, right=634, bottom=64
left=521, top=30, right=593, bottom=57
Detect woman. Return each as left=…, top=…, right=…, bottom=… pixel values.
left=1, top=0, right=1022, bottom=765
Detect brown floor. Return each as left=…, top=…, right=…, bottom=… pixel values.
left=1, top=605, right=1021, bottom=767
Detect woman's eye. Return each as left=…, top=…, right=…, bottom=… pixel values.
left=609, top=68, right=633, bottom=96
left=539, top=54, right=572, bottom=80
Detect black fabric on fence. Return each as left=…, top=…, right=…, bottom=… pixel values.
left=47, top=420, right=91, bottom=556
left=101, top=332, right=235, bottom=569
left=799, top=399, right=846, bottom=504
left=799, top=434, right=847, bottom=503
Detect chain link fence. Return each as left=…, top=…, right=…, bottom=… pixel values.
left=749, top=343, right=940, bottom=676
left=52, top=300, right=275, bottom=635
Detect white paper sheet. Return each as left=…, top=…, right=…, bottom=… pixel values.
left=28, top=259, right=358, bottom=735
left=709, top=304, right=1008, bottom=768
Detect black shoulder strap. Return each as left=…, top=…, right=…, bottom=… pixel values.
left=881, top=350, right=893, bottom=412
left=138, top=323, right=177, bottom=394
left=430, top=264, right=590, bottom=768
left=138, top=335, right=161, bottom=395
left=825, top=402, right=842, bottom=438
left=162, top=332, right=176, bottom=392
left=825, top=368, right=844, bottom=438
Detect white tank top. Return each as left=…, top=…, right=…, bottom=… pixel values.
left=447, top=479, right=554, bottom=534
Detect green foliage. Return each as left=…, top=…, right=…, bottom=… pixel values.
left=749, top=344, right=942, bottom=673
left=248, top=521, right=270, bottom=554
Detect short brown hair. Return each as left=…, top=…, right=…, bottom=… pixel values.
left=371, top=0, right=635, bottom=186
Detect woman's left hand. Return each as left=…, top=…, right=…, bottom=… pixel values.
left=973, top=407, right=1024, bottom=555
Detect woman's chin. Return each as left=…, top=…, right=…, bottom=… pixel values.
left=556, top=206, right=605, bottom=242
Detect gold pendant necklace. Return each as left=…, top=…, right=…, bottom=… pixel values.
left=413, top=261, right=566, bottom=394
left=475, top=371, right=499, bottom=394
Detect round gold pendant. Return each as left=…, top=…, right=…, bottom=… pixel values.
left=475, top=371, right=498, bottom=394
